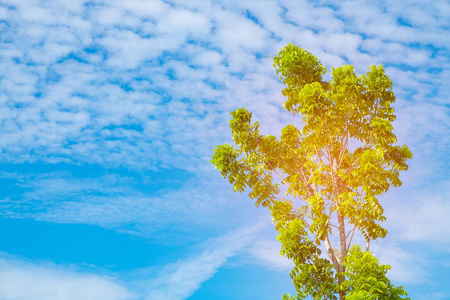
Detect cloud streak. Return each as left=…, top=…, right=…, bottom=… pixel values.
left=0, top=169, right=249, bottom=241
left=141, top=224, right=263, bottom=300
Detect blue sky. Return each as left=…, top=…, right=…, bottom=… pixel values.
left=0, top=0, right=449, bottom=299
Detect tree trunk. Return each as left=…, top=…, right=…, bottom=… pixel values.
left=338, top=277, right=345, bottom=300
left=324, top=234, right=346, bottom=300
left=338, top=212, right=347, bottom=300
left=324, top=235, right=340, bottom=271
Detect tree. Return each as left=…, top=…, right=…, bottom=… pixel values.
left=211, top=43, right=412, bottom=299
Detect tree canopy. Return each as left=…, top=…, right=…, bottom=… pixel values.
left=211, top=43, right=412, bottom=299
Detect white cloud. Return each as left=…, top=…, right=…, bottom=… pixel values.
left=0, top=255, right=134, bottom=300
left=213, top=10, right=269, bottom=53
left=156, top=8, right=211, bottom=36
left=283, top=0, right=344, bottom=33
left=371, top=242, right=426, bottom=284
left=0, top=169, right=263, bottom=242
left=118, top=0, right=168, bottom=19
left=246, top=238, right=294, bottom=271
left=0, top=0, right=447, bottom=174
left=142, top=224, right=263, bottom=300
left=0, top=224, right=268, bottom=300
left=387, top=188, right=450, bottom=250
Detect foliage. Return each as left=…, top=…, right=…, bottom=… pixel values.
left=211, top=43, right=412, bottom=299
left=340, top=246, right=410, bottom=299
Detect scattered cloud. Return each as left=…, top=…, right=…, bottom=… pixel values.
left=0, top=0, right=447, bottom=173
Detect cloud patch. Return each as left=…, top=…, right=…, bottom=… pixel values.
left=0, top=254, right=134, bottom=300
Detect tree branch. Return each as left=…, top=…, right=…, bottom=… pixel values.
left=338, top=131, right=348, bottom=169
left=347, top=225, right=357, bottom=250
left=329, top=223, right=340, bottom=230
left=346, top=225, right=355, bottom=239
left=315, top=145, right=325, bottom=165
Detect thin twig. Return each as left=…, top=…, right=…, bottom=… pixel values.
left=346, top=226, right=356, bottom=239
left=347, top=225, right=357, bottom=250
left=329, top=223, right=340, bottom=230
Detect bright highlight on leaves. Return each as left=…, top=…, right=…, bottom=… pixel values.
left=211, top=43, right=412, bottom=300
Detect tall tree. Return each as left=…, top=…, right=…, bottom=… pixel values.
left=211, top=43, right=412, bottom=299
